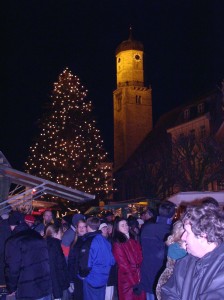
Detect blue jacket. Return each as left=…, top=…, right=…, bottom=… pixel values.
left=79, top=231, right=115, bottom=288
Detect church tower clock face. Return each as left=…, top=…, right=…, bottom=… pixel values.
left=134, top=53, right=141, bottom=61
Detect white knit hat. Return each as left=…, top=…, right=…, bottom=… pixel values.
left=99, top=223, right=108, bottom=231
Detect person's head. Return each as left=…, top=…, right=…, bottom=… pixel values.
left=159, top=201, right=176, bottom=218
left=76, top=219, right=87, bottom=236
left=24, top=214, right=35, bottom=227
left=104, top=211, right=114, bottom=222
left=8, top=211, right=24, bottom=231
left=45, top=224, right=63, bottom=240
left=86, top=217, right=100, bottom=232
left=201, top=197, right=219, bottom=211
left=99, top=222, right=108, bottom=238
left=140, top=208, right=154, bottom=222
left=181, top=205, right=224, bottom=258
left=43, top=210, right=53, bottom=225
left=137, top=218, right=144, bottom=228
left=112, top=218, right=130, bottom=243
left=107, top=222, right=113, bottom=236
left=166, top=220, right=185, bottom=247
left=72, top=213, right=85, bottom=227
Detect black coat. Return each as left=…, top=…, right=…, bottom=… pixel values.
left=5, top=223, right=52, bottom=300
left=68, top=236, right=85, bottom=300
left=140, top=217, right=172, bottom=293
left=0, top=219, right=11, bottom=285
left=46, top=237, right=69, bottom=299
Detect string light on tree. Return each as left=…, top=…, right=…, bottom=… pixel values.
left=25, top=68, right=112, bottom=202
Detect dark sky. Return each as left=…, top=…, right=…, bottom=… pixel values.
left=2, top=0, right=224, bottom=170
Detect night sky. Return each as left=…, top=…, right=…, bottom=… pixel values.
left=2, top=0, right=224, bottom=170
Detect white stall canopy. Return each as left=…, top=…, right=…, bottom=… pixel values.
left=168, top=191, right=224, bottom=207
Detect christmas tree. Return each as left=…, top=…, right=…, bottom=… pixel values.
left=25, top=68, right=111, bottom=201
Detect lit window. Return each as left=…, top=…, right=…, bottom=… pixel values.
left=136, top=95, right=142, bottom=104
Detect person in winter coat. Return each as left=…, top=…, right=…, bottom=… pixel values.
left=112, top=218, right=145, bottom=300
left=78, top=217, right=115, bottom=300
left=99, top=222, right=118, bottom=300
left=140, top=201, right=175, bottom=300
left=0, top=213, right=11, bottom=300
left=161, top=203, right=224, bottom=300
left=45, top=224, right=69, bottom=300
left=156, top=220, right=187, bottom=300
left=5, top=212, right=52, bottom=300
left=61, top=213, right=85, bottom=260
left=68, top=219, right=87, bottom=300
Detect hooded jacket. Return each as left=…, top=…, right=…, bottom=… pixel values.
left=78, top=231, right=115, bottom=288
left=161, top=242, right=224, bottom=300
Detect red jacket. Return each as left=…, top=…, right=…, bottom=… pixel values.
left=113, top=238, right=145, bottom=300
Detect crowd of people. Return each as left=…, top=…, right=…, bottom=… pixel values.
left=1, top=196, right=224, bottom=300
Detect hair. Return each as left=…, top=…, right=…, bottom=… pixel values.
left=44, top=223, right=62, bottom=238
left=86, top=216, right=100, bottom=231
left=159, top=201, right=176, bottom=218
left=201, top=197, right=219, bottom=210
left=182, top=204, right=224, bottom=245
left=166, top=220, right=185, bottom=246
left=112, top=217, right=131, bottom=243
left=71, top=219, right=87, bottom=248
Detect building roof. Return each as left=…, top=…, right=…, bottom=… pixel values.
left=115, top=28, right=144, bottom=55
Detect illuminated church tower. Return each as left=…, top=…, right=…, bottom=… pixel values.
left=113, top=29, right=153, bottom=170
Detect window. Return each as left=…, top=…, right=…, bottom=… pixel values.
left=136, top=95, right=142, bottom=104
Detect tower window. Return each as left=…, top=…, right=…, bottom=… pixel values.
left=118, top=57, right=121, bottom=63
left=136, top=95, right=142, bottom=104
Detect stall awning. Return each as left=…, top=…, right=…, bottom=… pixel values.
left=0, top=152, right=95, bottom=212
left=168, top=191, right=224, bottom=207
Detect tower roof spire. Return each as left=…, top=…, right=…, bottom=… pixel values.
left=128, top=25, right=133, bottom=40
left=115, top=27, right=144, bottom=55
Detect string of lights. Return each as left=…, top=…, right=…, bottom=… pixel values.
left=25, top=68, right=112, bottom=203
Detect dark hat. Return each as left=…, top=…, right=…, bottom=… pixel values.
left=72, top=213, right=85, bottom=227
left=104, top=211, right=114, bottom=218
left=24, top=214, right=35, bottom=224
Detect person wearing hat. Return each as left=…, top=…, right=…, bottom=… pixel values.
left=24, top=214, right=35, bottom=229
left=99, top=223, right=108, bottom=238
left=104, top=211, right=114, bottom=223
left=78, top=217, right=115, bottom=300
left=4, top=212, right=52, bottom=300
